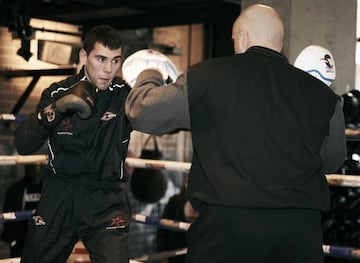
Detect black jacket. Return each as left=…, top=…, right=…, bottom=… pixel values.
left=15, top=68, right=132, bottom=185
left=125, top=46, right=346, bottom=211
left=187, top=46, right=346, bottom=212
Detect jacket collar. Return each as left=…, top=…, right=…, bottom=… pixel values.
left=246, top=46, right=289, bottom=64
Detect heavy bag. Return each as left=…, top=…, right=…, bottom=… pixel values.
left=130, top=136, right=168, bottom=203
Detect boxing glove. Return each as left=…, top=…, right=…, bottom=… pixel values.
left=122, top=49, right=178, bottom=88
left=37, top=80, right=96, bottom=130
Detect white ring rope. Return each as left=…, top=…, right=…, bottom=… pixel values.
left=0, top=155, right=358, bottom=187
left=0, top=259, right=20, bottom=263
left=0, top=258, right=142, bottom=263
left=126, top=157, right=191, bottom=173
left=0, top=155, right=48, bottom=165
left=0, top=155, right=191, bottom=172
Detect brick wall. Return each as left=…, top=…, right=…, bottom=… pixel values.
left=0, top=19, right=83, bottom=253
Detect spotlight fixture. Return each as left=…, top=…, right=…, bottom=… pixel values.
left=8, top=0, right=34, bottom=61
left=17, top=39, right=33, bottom=61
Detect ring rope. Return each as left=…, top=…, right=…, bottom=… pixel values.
left=0, top=155, right=191, bottom=173
left=2, top=209, right=359, bottom=260
left=1, top=246, right=359, bottom=262
left=0, top=258, right=142, bottom=263
left=0, top=155, right=48, bottom=165
left=133, top=248, right=187, bottom=262
left=0, top=210, right=190, bottom=232
left=133, top=214, right=190, bottom=232
left=0, top=210, right=34, bottom=222
left=0, top=155, right=358, bottom=187
left=0, top=258, right=20, bottom=263
left=322, top=244, right=360, bottom=259
left=0, top=114, right=28, bottom=123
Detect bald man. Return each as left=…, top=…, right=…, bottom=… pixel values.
left=124, top=4, right=347, bottom=263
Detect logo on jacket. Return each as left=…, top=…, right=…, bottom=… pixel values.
left=32, top=215, right=46, bottom=226
left=62, top=118, right=73, bottom=131
left=56, top=118, right=73, bottom=136
left=101, top=111, right=117, bottom=121
left=106, top=216, right=126, bottom=230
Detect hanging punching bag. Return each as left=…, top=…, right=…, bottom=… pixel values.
left=130, top=136, right=168, bottom=203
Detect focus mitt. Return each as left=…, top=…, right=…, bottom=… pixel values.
left=294, top=45, right=336, bottom=86
left=122, top=49, right=178, bottom=88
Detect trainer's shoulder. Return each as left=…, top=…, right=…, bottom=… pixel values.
left=189, top=56, right=230, bottom=73
left=293, top=65, right=338, bottom=101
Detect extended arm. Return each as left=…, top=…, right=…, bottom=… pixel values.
left=125, top=69, right=190, bottom=135
left=15, top=90, right=52, bottom=155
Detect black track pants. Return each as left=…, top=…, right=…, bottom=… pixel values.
left=186, top=205, right=323, bottom=263
left=21, top=177, right=131, bottom=263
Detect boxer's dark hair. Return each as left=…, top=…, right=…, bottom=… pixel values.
left=82, top=25, right=122, bottom=54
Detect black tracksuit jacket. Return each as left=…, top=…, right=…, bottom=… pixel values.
left=15, top=67, right=132, bottom=185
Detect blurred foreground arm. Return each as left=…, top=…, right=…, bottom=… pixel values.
left=123, top=49, right=190, bottom=135
left=320, top=99, right=347, bottom=173
left=125, top=70, right=190, bottom=135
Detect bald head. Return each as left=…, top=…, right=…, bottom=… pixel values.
left=232, top=4, right=284, bottom=54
